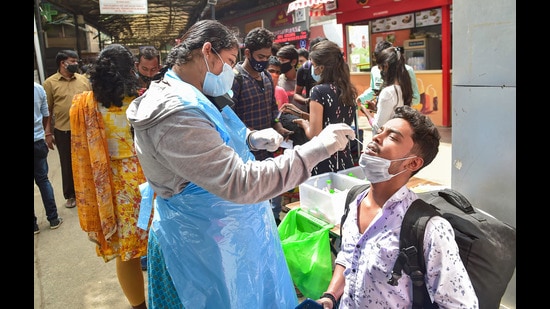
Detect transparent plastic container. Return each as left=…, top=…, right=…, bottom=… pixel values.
left=299, top=172, right=369, bottom=224
left=337, top=166, right=367, bottom=182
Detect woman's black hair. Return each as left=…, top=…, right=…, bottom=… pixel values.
left=376, top=46, right=413, bottom=106
left=89, top=44, right=138, bottom=107
left=309, top=40, right=357, bottom=107
left=161, top=19, right=239, bottom=78
left=152, top=20, right=238, bottom=82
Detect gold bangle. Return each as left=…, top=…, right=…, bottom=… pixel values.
left=45, top=133, right=53, bottom=136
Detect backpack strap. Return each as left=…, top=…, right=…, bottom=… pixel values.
left=340, top=184, right=371, bottom=236
left=388, top=198, right=440, bottom=309
left=331, top=183, right=370, bottom=255
left=263, top=68, right=276, bottom=106
left=232, top=67, right=244, bottom=99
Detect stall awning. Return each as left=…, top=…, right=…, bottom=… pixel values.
left=286, top=0, right=335, bottom=14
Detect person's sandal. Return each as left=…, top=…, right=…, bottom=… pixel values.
left=65, top=198, right=76, bottom=208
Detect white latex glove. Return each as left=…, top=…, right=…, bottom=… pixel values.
left=248, top=128, right=283, bottom=152
left=316, top=123, right=356, bottom=154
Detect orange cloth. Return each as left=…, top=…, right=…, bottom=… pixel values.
left=71, top=91, right=117, bottom=241
left=70, top=91, right=150, bottom=261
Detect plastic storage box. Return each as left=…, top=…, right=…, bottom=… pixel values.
left=337, top=166, right=367, bottom=182
left=299, top=172, right=369, bottom=225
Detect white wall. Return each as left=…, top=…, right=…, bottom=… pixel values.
left=451, top=0, right=516, bottom=307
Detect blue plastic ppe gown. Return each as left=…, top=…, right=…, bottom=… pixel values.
left=147, top=71, right=298, bottom=309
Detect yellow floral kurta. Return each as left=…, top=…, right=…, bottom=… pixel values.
left=70, top=91, right=151, bottom=262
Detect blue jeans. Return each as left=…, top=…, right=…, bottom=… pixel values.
left=34, top=139, right=59, bottom=225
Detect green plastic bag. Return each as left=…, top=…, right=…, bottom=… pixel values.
left=278, top=208, right=334, bottom=299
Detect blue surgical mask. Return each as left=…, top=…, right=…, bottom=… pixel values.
left=311, top=65, right=321, bottom=82
left=359, top=153, right=416, bottom=183
left=203, top=49, right=235, bottom=97
left=249, top=55, right=268, bottom=72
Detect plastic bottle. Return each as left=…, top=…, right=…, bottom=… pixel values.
left=326, top=179, right=335, bottom=194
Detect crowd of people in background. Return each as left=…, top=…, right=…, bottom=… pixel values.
left=34, top=18, right=478, bottom=309
left=230, top=27, right=291, bottom=225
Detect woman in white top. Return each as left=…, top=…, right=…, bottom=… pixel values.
left=364, top=46, right=413, bottom=135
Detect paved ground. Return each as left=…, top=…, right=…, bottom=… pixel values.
left=34, top=147, right=146, bottom=309
left=34, top=115, right=451, bottom=309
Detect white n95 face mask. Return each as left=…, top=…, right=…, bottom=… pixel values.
left=203, top=49, right=234, bottom=97
left=359, top=153, right=416, bottom=183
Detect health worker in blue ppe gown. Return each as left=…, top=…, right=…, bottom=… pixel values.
left=126, top=19, right=355, bottom=309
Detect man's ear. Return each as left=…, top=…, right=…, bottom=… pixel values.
left=408, top=156, right=424, bottom=172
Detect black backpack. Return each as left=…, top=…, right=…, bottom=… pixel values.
left=341, top=185, right=517, bottom=309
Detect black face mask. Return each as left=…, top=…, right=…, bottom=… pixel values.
left=66, top=64, right=79, bottom=74
left=249, top=55, right=268, bottom=72
left=280, top=62, right=293, bottom=74
left=138, top=72, right=152, bottom=83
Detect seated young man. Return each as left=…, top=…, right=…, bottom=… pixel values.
left=316, top=106, right=479, bottom=309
